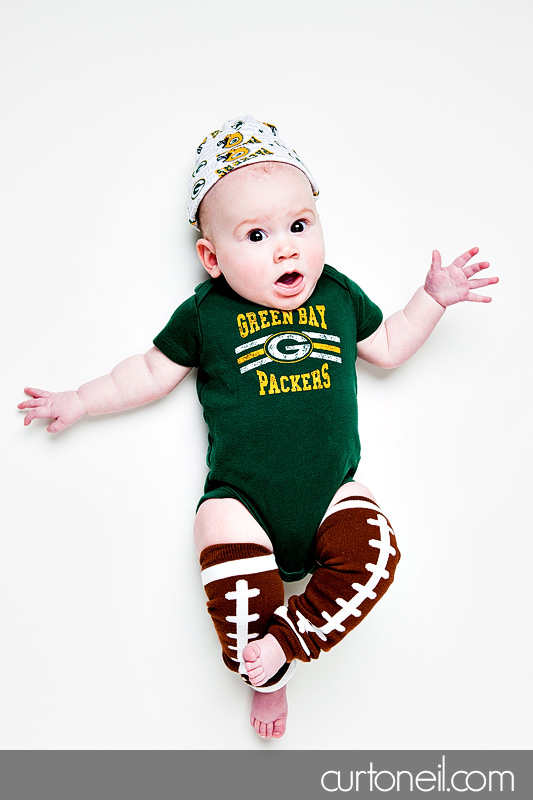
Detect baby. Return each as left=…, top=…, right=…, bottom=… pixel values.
left=19, top=115, right=498, bottom=739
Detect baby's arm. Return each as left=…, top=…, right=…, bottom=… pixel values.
left=357, top=247, right=498, bottom=368
left=18, top=346, right=191, bottom=433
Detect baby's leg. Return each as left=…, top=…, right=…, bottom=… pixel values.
left=245, top=482, right=400, bottom=683
left=194, top=497, right=272, bottom=555
left=195, top=499, right=291, bottom=738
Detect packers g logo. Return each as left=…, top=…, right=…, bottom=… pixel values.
left=192, top=160, right=207, bottom=176
left=264, top=331, right=313, bottom=363
left=218, top=131, right=244, bottom=149
left=191, top=178, right=205, bottom=199
left=217, top=147, right=249, bottom=163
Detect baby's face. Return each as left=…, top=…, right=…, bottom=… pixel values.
left=196, top=163, right=325, bottom=310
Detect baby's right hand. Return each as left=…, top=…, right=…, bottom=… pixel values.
left=18, top=387, right=87, bottom=433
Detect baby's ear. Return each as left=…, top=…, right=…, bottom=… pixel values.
left=196, top=239, right=221, bottom=278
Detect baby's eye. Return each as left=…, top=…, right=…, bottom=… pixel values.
left=247, top=229, right=267, bottom=243
left=291, top=219, right=308, bottom=233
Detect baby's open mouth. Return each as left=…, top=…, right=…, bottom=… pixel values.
left=276, top=271, right=302, bottom=286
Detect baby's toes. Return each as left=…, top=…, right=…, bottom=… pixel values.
left=243, top=643, right=260, bottom=664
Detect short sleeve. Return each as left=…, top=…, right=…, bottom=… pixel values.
left=345, top=278, right=383, bottom=341
left=153, top=295, right=201, bottom=367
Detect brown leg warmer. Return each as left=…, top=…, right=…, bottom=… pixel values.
left=268, top=496, right=401, bottom=662
left=200, top=542, right=296, bottom=691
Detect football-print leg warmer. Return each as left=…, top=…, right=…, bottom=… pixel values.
left=200, top=542, right=297, bottom=692
left=268, top=496, right=401, bottom=662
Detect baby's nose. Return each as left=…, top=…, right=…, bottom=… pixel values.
left=274, top=235, right=299, bottom=262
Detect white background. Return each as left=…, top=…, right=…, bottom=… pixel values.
left=2, top=0, right=531, bottom=750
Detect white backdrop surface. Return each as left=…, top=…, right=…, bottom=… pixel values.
left=2, top=0, right=531, bottom=749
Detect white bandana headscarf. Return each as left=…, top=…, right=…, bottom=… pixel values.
left=187, top=114, right=319, bottom=229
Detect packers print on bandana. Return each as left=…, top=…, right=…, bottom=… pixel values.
left=234, top=303, right=342, bottom=396
left=187, top=115, right=319, bottom=229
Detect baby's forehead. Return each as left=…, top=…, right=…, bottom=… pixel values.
left=216, top=161, right=307, bottom=193
left=200, top=162, right=313, bottom=223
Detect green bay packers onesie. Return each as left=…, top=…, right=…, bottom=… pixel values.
left=154, top=264, right=382, bottom=581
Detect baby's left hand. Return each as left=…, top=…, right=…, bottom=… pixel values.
left=424, top=247, right=499, bottom=307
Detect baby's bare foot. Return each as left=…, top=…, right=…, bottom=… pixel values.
left=250, top=686, right=288, bottom=738
left=243, top=633, right=286, bottom=687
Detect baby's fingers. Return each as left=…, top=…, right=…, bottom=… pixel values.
left=429, top=250, right=442, bottom=271
left=466, top=290, right=493, bottom=303
left=22, top=404, right=54, bottom=426
left=466, top=276, right=499, bottom=290
left=18, top=397, right=47, bottom=410
left=462, top=261, right=493, bottom=279
left=451, top=246, right=479, bottom=270
left=23, top=387, right=51, bottom=399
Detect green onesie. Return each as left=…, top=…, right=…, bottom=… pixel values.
left=153, top=264, right=383, bottom=582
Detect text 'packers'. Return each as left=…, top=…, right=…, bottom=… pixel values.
left=256, top=363, right=331, bottom=396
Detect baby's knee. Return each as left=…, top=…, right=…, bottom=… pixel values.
left=350, top=481, right=377, bottom=503
left=330, top=481, right=377, bottom=507
left=317, top=496, right=400, bottom=580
